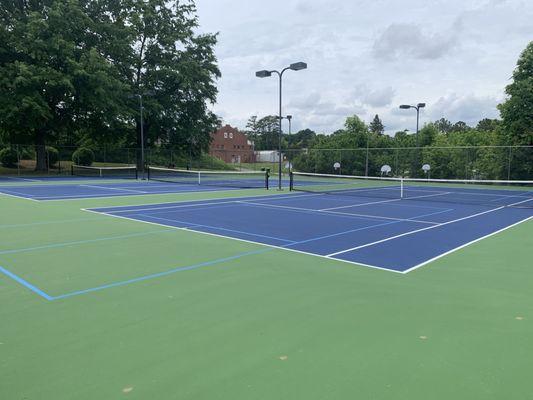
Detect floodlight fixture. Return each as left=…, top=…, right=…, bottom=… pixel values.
left=289, top=62, right=307, bottom=71
left=255, top=70, right=272, bottom=78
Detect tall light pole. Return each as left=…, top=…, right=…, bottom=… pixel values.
left=138, top=94, right=145, bottom=178
left=399, top=103, right=426, bottom=148
left=256, top=62, right=307, bottom=190
left=400, top=103, right=425, bottom=176
left=130, top=91, right=154, bottom=179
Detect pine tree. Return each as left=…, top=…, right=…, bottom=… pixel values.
left=369, top=115, right=384, bottom=135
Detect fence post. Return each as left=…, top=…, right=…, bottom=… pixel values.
left=507, top=146, right=512, bottom=180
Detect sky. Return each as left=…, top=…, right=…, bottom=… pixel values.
left=194, top=0, right=533, bottom=135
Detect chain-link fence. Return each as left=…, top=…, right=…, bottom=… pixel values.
left=289, top=145, right=533, bottom=180
left=0, top=144, right=531, bottom=180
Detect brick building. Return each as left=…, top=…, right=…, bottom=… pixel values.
left=209, top=125, right=255, bottom=163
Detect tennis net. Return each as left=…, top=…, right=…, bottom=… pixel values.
left=71, top=165, right=138, bottom=179
left=147, top=166, right=270, bottom=189
left=290, top=171, right=533, bottom=208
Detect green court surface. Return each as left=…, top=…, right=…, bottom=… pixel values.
left=1, top=189, right=533, bottom=399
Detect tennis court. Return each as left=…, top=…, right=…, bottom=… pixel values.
left=1, top=169, right=532, bottom=399
left=0, top=166, right=272, bottom=200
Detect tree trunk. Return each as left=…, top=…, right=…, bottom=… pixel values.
left=35, top=129, right=47, bottom=171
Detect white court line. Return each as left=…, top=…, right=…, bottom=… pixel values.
left=90, top=192, right=324, bottom=214
left=238, top=200, right=441, bottom=225
left=319, top=198, right=403, bottom=210
left=40, top=186, right=280, bottom=201
left=0, top=190, right=40, bottom=202
left=318, top=191, right=454, bottom=211
left=401, top=216, right=533, bottom=274
left=3, top=176, right=41, bottom=182
left=81, top=208, right=401, bottom=274
left=327, top=199, right=531, bottom=257
left=80, top=184, right=148, bottom=194
left=83, top=198, right=532, bottom=275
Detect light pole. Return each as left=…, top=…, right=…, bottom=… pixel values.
left=138, top=94, right=145, bottom=178
left=130, top=91, right=154, bottom=179
left=400, top=103, right=425, bottom=176
left=399, top=103, right=425, bottom=148
left=256, top=62, right=307, bottom=190
left=286, top=115, right=292, bottom=172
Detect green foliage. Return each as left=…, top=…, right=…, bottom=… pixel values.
left=0, top=147, right=18, bottom=168
left=369, top=115, right=385, bottom=135
left=289, top=129, right=316, bottom=149
left=245, top=115, right=282, bottom=150
left=0, top=0, right=220, bottom=170
left=498, top=41, right=533, bottom=179
left=291, top=113, right=527, bottom=180
left=72, top=147, right=94, bottom=166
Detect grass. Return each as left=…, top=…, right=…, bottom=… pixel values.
left=0, top=187, right=532, bottom=399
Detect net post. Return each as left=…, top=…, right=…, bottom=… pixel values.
left=197, top=171, right=201, bottom=185
left=70, top=165, right=74, bottom=176
left=289, top=171, right=293, bottom=191
left=400, top=177, right=404, bottom=199
left=146, top=166, right=149, bottom=180
left=265, top=169, right=270, bottom=190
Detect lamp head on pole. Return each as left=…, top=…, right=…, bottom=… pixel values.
left=286, top=115, right=292, bottom=121
left=417, top=103, right=426, bottom=108
left=289, top=62, right=307, bottom=71
left=399, top=104, right=412, bottom=109
left=255, top=70, right=272, bottom=78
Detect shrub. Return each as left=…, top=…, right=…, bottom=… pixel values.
left=72, top=147, right=94, bottom=166
left=46, top=146, right=59, bottom=167
left=0, top=147, right=18, bottom=168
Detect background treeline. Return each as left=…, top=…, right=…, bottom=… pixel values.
left=0, top=0, right=220, bottom=170
left=0, top=1, right=531, bottom=180
left=245, top=42, right=532, bottom=180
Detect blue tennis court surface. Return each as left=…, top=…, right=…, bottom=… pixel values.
left=89, top=191, right=533, bottom=273
left=0, top=179, right=272, bottom=200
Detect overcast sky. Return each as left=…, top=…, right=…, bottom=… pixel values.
left=194, top=0, right=532, bottom=135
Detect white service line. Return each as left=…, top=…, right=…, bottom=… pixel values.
left=318, top=192, right=454, bottom=211
left=90, top=192, right=323, bottom=213
left=239, top=200, right=441, bottom=225
left=327, top=201, right=527, bottom=257
left=80, top=184, right=148, bottom=194
left=319, top=198, right=403, bottom=210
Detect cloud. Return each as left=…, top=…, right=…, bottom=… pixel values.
left=195, top=0, right=533, bottom=136
left=428, top=93, right=502, bottom=125
left=286, top=92, right=366, bottom=132
left=373, top=23, right=460, bottom=61
left=351, top=86, right=395, bottom=107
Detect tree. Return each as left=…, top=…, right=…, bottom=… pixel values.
left=111, top=0, right=220, bottom=159
left=451, top=121, right=470, bottom=132
left=289, top=128, right=316, bottom=149
left=434, top=118, right=453, bottom=133
left=476, top=118, right=500, bottom=132
left=245, top=115, right=281, bottom=150
left=369, top=114, right=384, bottom=135
left=0, top=0, right=221, bottom=170
left=0, top=0, right=127, bottom=169
left=498, top=41, right=533, bottom=179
